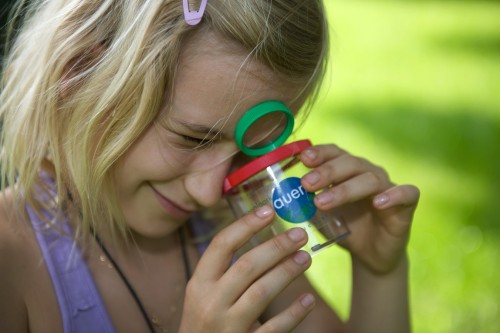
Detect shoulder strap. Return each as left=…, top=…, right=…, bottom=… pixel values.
left=27, top=204, right=116, bottom=333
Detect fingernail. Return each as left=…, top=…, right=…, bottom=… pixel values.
left=288, top=228, right=306, bottom=242
left=316, top=191, right=334, bottom=206
left=304, top=171, right=320, bottom=185
left=374, top=194, right=389, bottom=207
left=303, top=149, right=317, bottom=161
left=255, top=205, right=273, bottom=218
left=293, top=251, right=310, bottom=265
left=300, top=294, right=315, bottom=308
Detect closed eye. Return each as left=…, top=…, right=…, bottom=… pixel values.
left=181, top=134, right=218, bottom=149
left=182, top=135, right=206, bottom=144
left=155, top=116, right=224, bottom=150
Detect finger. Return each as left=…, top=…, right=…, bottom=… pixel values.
left=373, top=184, right=420, bottom=236
left=373, top=184, right=420, bottom=210
left=313, top=171, right=389, bottom=210
left=300, top=144, right=346, bottom=169
left=219, top=228, right=308, bottom=304
left=249, top=321, right=262, bottom=333
left=254, top=293, right=316, bottom=333
left=232, top=251, right=312, bottom=320
left=194, top=205, right=274, bottom=282
left=301, top=153, right=386, bottom=193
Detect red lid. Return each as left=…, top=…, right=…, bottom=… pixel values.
left=223, top=140, right=312, bottom=193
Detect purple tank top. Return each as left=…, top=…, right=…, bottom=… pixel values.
left=28, top=204, right=116, bottom=333
left=28, top=185, right=214, bottom=333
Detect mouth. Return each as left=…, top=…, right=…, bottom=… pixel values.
left=149, top=184, right=194, bottom=219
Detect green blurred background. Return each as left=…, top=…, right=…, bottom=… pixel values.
left=295, top=1, right=500, bottom=332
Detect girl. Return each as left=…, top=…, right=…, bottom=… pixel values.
left=0, top=0, right=419, bottom=332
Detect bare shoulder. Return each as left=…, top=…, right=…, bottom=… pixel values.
left=0, top=189, right=31, bottom=332
left=0, top=189, right=33, bottom=264
left=0, top=189, right=63, bottom=333
left=0, top=189, right=32, bottom=275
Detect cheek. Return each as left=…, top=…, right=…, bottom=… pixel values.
left=114, top=128, right=192, bottom=186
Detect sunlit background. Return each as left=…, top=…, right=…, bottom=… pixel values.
left=294, top=1, right=499, bottom=332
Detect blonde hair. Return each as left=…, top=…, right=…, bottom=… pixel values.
left=0, top=0, right=328, bottom=237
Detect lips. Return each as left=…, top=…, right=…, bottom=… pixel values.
left=149, top=184, right=194, bottom=219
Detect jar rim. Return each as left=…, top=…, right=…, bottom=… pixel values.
left=223, top=140, right=312, bottom=194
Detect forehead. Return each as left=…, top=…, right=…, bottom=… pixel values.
left=169, top=30, right=301, bottom=134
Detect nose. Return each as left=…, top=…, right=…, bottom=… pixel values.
left=184, top=143, right=238, bottom=208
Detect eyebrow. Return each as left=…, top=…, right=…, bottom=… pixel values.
left=169, top=118, right=224, bottom=136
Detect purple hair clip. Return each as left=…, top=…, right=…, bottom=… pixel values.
left=183, top=0, right=208, bottom=26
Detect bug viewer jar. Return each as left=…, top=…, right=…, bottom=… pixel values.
left=224, top=138, right=351, bottom=256
left=224, top=101, right=350, bottom=255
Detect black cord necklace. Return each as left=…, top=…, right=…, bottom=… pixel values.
left=91, top=228, right=191, bottom=333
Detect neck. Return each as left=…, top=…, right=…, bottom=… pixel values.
left=126, top=227, right=182, bottom=256
left=91, top=226, right=190, bottom=333
left=88, top=224, right=188, bottom=272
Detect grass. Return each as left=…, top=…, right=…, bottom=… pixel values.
left=295, top=1, right=500, bottom=332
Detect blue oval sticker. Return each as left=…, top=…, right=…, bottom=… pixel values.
left=272, top=177, right=316, bottom=223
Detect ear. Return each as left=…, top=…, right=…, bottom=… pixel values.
left=59, top=41, right=106, bottom=99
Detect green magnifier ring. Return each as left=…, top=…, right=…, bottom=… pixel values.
left=234, top=100, right=295, bottom=157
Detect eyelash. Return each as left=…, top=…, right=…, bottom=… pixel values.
left=181, top=135, right=214, bottom=149
left=182, top=135, right=205, bottom=144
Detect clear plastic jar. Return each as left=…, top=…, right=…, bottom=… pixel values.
left=224, top=140, right=350, bottom=256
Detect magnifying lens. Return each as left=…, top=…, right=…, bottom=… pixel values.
left=235, top=101, right=294, bottom=156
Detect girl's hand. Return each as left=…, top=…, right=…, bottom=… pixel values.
left=178, top=206, right=316, bottom=333
left=300, top=144, right=420, bottom=275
